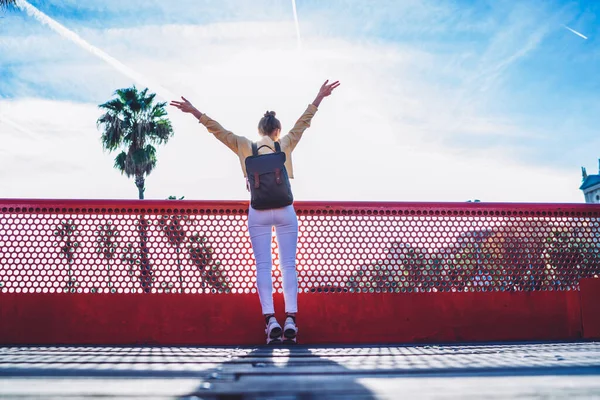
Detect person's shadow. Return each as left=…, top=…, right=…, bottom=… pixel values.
left=181, top=344, right=378, bottom=399
left=0, top=345, right=375, bottom=399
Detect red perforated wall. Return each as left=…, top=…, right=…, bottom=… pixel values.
left=0, top=199, right=599, bottom=345
left=1, top=200, right=599, bottom=295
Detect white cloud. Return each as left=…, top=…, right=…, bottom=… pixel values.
left=0, top=99, right=134, bottom=198
left=0, top=16, right=587, bottom=203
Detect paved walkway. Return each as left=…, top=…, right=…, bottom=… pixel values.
left=1, top=342, right=600, bottom=398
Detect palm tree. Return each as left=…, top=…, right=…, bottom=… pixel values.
left=95, top=222, right=119, bottom=293
left=97, top=86, right=174, bottom=199
left=188, top=233, right=230, bottom=292
left=0, top=0, right=16, bottom=9
left=54, top=220, right=80, bottom=293
left=159, top=215, right=187, bottom=293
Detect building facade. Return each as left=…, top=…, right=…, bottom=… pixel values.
left=580, top=160, right=600, bottom=204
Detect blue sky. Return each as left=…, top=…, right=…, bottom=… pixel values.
left=0, top=0, right=599, bottom=202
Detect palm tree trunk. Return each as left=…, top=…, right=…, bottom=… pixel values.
left=135, top=175, right=149, bottom=290
left=135, top=175, right=145, bottom=200
left=177, top=248, right=183, bottom=293
left=66, top=239, right=75, bottom=292
left=107, top=257, right=113, bottom=293
left=138, top=216, right=152, bottom=293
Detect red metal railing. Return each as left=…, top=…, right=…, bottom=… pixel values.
left=1, top=199, right=599, bottom=345
left=1, top=199, right=599, bottom=295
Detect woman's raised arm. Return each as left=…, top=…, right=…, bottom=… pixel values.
left=311, top=80, right=340, bottom=108
left=170, top=96, right=204, bottom=119
left=281, top=80, right=340, bottom=151
left=170, top=96, right=242, bottom=154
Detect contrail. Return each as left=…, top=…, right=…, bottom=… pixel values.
left=291, top=0, right=302, bottom=50
left=563, top=25, right=588, bottom=40
left=15, top=0, right=177, bottom=100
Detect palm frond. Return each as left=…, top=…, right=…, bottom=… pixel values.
left=129, top=146, right=154, bottom=165
left=144, top=144, right=157, bottom=158
left=115, top=86, right=138, bottom=101
left=98, top=98, right=124, bottom=113
left=151, top=102, right=168, bottom=118
left=120, top=146, right=157, bottom=177
left=98, top=113, right=125, bottom=150
left=139, top=118, right=173, bottom=144
left=141, top=92, right=157, bottom=111
left=150, top=119, right=174, bottom=143
left=141, top=145, right=157, bottom=175
left=122, top=87, right=143, bottom=113
left=0, top=0, right=17, bottom=9
left=144, top=160, right=157, bottom=175
left=114, top=87, right=131, bottom=98
left=114, top=152, right=127, bottom=174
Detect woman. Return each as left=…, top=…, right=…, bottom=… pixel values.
left=170, top=79, right=340, bottom=344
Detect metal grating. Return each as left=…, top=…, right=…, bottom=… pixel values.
left=1, top=200, right=599, bottom=294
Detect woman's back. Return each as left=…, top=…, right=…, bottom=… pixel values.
left=196, top=103, right=318, bottom=178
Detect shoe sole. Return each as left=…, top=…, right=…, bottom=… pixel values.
left=269, top=327, right=282, bottom=339
left=267, top=338, right=283, bottom=345
left=283, top=338, right=297, bottom=345
left=284, top=328, right=297, bottom=339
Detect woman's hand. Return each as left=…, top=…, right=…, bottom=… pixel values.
left=170, top=97, right=203, bottom=120
left=312, top=80, right=340, bottom=108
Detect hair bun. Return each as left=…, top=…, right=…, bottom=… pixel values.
left=264, top=111, right=276, bottom=118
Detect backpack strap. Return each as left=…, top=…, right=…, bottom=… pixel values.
left=252, top=142, right=281, bottom=155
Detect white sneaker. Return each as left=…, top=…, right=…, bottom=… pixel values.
left=265, top=316, right=282, bottom=345
left=283, top=315, right=298, bottom=344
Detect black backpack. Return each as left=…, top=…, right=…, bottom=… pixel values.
left=245, top=142, right=294, bottom=210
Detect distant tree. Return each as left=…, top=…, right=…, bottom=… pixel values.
left=477, top=223, right=548, bottom=292
left=121, top=243, right=139, bottom=280
left=159, top=215, right=186, bottom=292
left=95, top=222, right=119, bottom=293
left=160, top=193, right=231, bottom=292
left=54, top=220, right=80, bottom=293
left=97, top=87, right=170, bottom=293
left=188, top=233, right=230, bottom=291
left=544, top=224, right=600, bottom=290
left=136, top=217, right=153, bottom=293
left=346, top=241, right=428, bottom=293
left=121, top=233, right=154, bottom=294
left=97, top=86, right=173, bottom=199
left=443, top=230, right=496, bottom=292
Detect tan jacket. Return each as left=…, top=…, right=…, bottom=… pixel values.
left=198, top=104, right=318, bottom=178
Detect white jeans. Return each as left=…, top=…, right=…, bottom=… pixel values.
left=248, top=205, right=298, bottom=315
